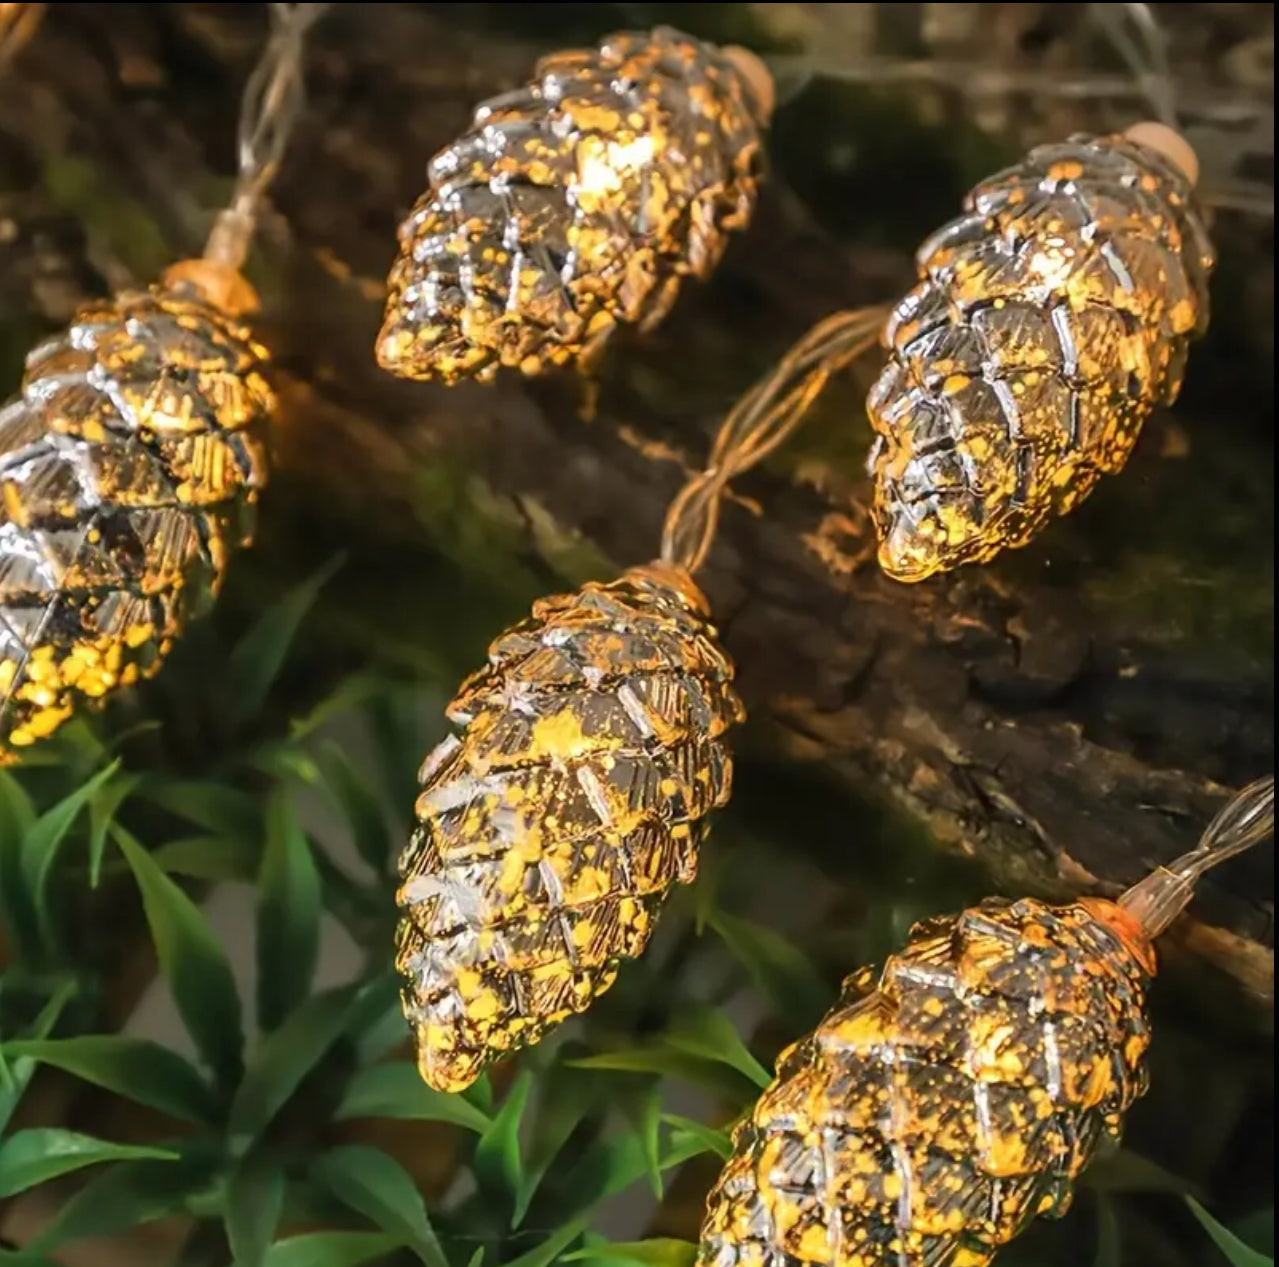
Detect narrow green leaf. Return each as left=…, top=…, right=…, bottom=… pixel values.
left=1232, top=1212, right=1275, bottom=1259
left=502, top=1220, right=587, bottom=1267
left=88, top=772, right=140, bottom=888
left=0, top=1129, right=175, bottom=1198
left=228, top=555, right=344, bottom=728
left=321, top=741, right=393, bottom=873
left=565, top=1050, right=755, bottom=1102
left=474, top=1069, right=533, bottom=1198
left=708, top=911, right=830, bottom=1030
left=312, top=1145, right=447, bottom=1267
left=621, top=1082, right=663, bottom=1201
left=1186, top=1197, right=1275, bottom=1267
left=660, top=1114, right=733, bottom=1161
left=260, top=1232, right=399, bottom=1267
left=1, top=1036, right=217, bottom=1124
left=225, top=1152, right=286, bottom=1267
left=1084, top=1147, right=1199, bottom=1196
left=334, top=1061, right=492, bottom=1133
left=566, top=1240, right=697, bottom=1267
left=114, top=825, right=244, bottom=1087
left=0, top=768, right=36, bottom=836
left=286, top=673, right=386, bottom=744
left=464, top=1251, right=486, bottom=1267
left=1092, top=1194, right=1121, bottom=1267
left=152, top=834, right=260, bottom=881
left=512, top=1062, right=604, bottom=1227
left=228, top=985, right=360, bottom=1146
left=257, top=793, right=322, bottom=1033
left=664, top=1006, right=771, bottom=1090
left=0, top=770, right=49, bottom=961
left=136, top=780, right=261, bottom=839
left=24, top=762, right=120, bottom=923
left=0, top=980, right=75, bottom=1134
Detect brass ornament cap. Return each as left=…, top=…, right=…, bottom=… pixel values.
left=698, top=898, right=1156, bottom=1267
left=395, top=563, right=744, bottom=1092
left=866, top=131, right=1215, bottom=583
left=376, top=26, right=768, bottom=385
left=0, top=284, right=273, bottom=759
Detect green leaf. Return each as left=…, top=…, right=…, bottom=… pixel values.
left=464, top=1252, right=485, bottom=1267
left=114, top=825, right=244, bottom=1087
left=566, top=1240, right=697, bottom=1267
left=228, top=985, right=360, bottom=1147
left=228, top=555, right=344, bottom=728
left=88, top=771, right=140, bottom=888
left=620, top=1082, right=663, bottom=1201
left=502, top=1220, right=587, bottom=1267
left=257, top=793, right=322, bottom=1032
left=664, top=1006, right=771, bottom=1090
left=1186, top=1197, right=1275, bottom=1267
left=312, top=1145, right=447, bottom=1267
left=1233, top=1212, right=1275, bottom=1259
left=1, top=1035, right=217, bottom=1124
left=334, top=1061, right=492, bottom=1133
left=225, top=1152, right=286, bottom=1267
left=512, top=1061, right=604, bottom=1227
left=260, top=1232, right=399, bottom=1267
left=0, top=768, right=36, bottom=837
left=0, top=1129, right=175, bottom=1198
left=152, top=834, right=260, bottom=881
left=1084, top=1147, right=1198, bottom=1196
left=320, top=741, right=393, bottom=873
left=565, top=1050, right=754, bottom=1102
left=136, top=780, right=261, bottom=839
left=473, top=1068, right=532, bottom=1199
left=1092, top=1194, right=1121, bottom=1267
left=24, top=762, right=121, bottom=932
left=707, top=911, right=830, bottom=1030
left=0, top=980, right=75, bottom=1134
left=660, top=1114, right=733, bottom=1161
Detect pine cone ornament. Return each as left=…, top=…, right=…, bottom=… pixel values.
left=867, top=131, right=1214, bottom=582
left=396, top=561, right=744, bottom=1092
left=0, top=279, right=272, bottom=758
left=376, top=26, right=771, bottom=385
left=699, top=897, right=1155, bottom=1267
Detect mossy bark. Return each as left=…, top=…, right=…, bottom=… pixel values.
left=1, top=4, right=1271, bottom=1002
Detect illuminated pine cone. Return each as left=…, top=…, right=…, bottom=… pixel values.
left=376, top=26, right=769, bottom=385
left=0, top=281, right=272, bottom=758
left=867, top=132, right=1214, bottom=582
left=396, top=561, right=744, bottom=1092
left=700, top=897, right=1155, bottom=1267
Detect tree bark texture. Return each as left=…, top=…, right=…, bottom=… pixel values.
left=1, top=4, right=1272, bottom=998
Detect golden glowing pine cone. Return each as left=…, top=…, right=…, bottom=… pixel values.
left=376, top=26, right=769, bottom=385
left=396, top=562, right=744, bottom=1092
left=0, top=279, right=272, bottom=759
left=699, top=897, right=1156, bottom=1267
left=867, top=132, right=1214, bottom=582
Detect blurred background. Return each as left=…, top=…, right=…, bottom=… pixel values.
left=0, top=4, right=1273, bottom=1266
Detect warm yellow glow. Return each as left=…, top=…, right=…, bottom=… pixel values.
left=576, top=134, right=657, bottom=201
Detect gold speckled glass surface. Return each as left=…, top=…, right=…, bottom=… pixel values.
left=699, top=897, right=1154, bottom=1267
left=867, top=133, right=1214, bottom=582
left=376, top=26, right=766, bottom=384
left=395, top=561, right=744, bottom=1092
left=0, top=284, right=272, bottom=758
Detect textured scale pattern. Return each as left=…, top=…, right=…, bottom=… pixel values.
left=376, top=26, right=766, bottom=384
left=0, top=284, right=272, bottom=758
left=867, top=133, right=1215, bottom=582
left=699, top=897, right=1155, bottom=1267
left=396, top=562, right=743, bottom=1091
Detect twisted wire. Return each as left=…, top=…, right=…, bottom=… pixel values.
left=203, top=2, right=331, bottom=271
left=660, top=305, right=888, bottom=574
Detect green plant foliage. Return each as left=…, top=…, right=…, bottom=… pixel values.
left=0, top=532, right=1270, bottom=1267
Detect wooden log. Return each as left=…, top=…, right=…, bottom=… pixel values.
left=1, top=4, right=1271, bottom=1002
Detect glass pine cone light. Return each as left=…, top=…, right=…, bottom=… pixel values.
left=699, top=775, right=1276, bottom=1267
left=0, top=271, right=271, bottom=757
left=395, top=562, right=743, bottom=1092
left=376, top=26, right=772, bottom=384
left=866, top=126, right=1214, bottom=582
